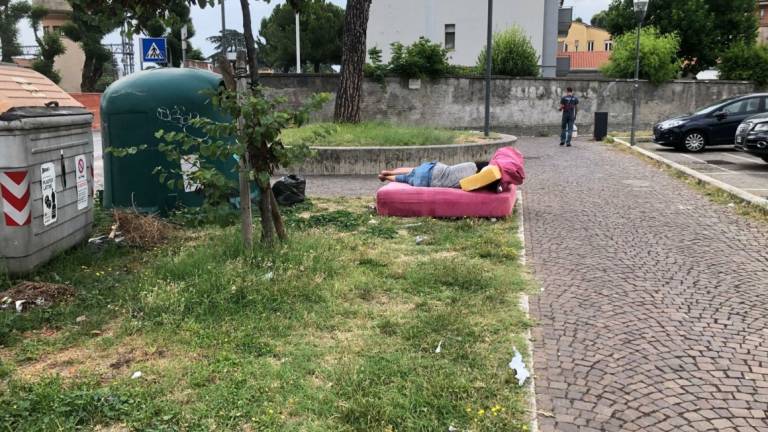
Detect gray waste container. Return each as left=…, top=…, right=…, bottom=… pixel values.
left=0, top=65, right=94, bottom=274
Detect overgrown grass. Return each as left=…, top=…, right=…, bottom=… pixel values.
left=0, top=199, right=532, bottom=431
left=281, top=122, right=499, bottom=147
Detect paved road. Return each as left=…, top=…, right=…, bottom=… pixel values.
left=636, top=141, right=768, bottom=199
left=519, top=138, right=768, bottom=432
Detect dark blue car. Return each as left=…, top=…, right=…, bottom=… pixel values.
left=653, top=93, right=768, bottom=152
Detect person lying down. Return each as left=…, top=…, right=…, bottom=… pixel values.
left=378, top=161, right=503, bottom=192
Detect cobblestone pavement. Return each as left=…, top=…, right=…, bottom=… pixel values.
left=296, top=175, right=383, bottom=197
left=518, top=138, right=768, bottom=432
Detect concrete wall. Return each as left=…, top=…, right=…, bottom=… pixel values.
left=367, top=0, right=547, bottom=68
left=261, top=75, right=756, bottom=135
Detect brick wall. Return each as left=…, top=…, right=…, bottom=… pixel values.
left=69, top=93, right=101, bottom=130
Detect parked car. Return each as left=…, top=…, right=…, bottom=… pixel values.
left=653, top=93, right=768, bottom=152
left=734, top=112, right=768, bottom=162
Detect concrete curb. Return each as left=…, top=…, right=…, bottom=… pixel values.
left=613, top=138, right=768, bottom=209
left=278, top=134, right=518, bottom=176
left=516, top=191, right=540, bottom=432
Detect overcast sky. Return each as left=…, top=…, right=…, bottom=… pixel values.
left=18, top=0, right=610, bottom=59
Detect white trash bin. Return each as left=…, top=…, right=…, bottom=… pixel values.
left=0, top=65, right=94, bottom=274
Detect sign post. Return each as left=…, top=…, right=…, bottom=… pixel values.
left=140, top=37, right=168, bottom=67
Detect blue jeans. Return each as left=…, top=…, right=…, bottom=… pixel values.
left=561, top=115, right=575, bottom=145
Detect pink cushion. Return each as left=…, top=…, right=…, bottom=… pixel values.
left=376, top=182, right=517, bottom=218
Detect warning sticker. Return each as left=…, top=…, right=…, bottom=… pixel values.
left=75, top=155, right=88, bottom=210
left=180, top=155, right=201, bottom=192
left=40, top=162, right=57, bottom=226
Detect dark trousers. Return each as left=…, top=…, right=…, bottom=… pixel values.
left=561, top=114, right=575, bottom=144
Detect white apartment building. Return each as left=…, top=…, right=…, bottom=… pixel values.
left=367, top=0, right=569, bottom=77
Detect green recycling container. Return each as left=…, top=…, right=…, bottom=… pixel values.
left=101, top=68, right=237, bottom=213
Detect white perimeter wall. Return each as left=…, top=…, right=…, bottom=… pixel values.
left=367, top=0, right=546, bottom=67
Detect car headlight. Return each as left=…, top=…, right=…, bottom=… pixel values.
left=659, top=119, right=686, bottom=129
left=753, top=123, right=768, bottom=132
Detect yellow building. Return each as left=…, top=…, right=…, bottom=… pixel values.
left=558, top=21, right=613, bottom=53
left=32, top=0, right=85, bottom=93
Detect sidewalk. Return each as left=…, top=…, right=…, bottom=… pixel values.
left=518, top=138, right=768, bottom=432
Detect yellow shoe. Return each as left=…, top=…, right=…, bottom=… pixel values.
left=460, top=165, right=502, bottom=191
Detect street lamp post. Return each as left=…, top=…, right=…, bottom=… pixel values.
left=484, top=0, right=493, bottom=137
left=220, top=0, right=227, bottom=56
left=630, top=0, right=649, bottom=146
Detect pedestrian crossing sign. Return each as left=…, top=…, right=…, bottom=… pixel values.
left=141, top=37, right=167, bottom=63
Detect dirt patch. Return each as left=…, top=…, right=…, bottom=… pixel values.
left=0, top=282, right=75, bottom=312
left=15, top=337, right=180, bottom=382
left=113, top=210, right=175, bottom=248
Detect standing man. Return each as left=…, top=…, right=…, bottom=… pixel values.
left=559, top=87, right=579, bottom=147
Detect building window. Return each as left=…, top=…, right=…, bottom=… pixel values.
left=587, top=41, right=595, bottom=51
left=563, top=43, right=568, bottom=52
left=445, top=24, right=456, bottom=50
left=604, top=40, right=613, bottom=51
left=574, top=40, right=579, bottom=51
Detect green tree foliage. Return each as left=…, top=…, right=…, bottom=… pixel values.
left=0, top=0, right=31, bottom=62
left=388, top=37, right=450, bottom=79
left=601, top=27, right=680, bottom=84
left=207, top=29, right=247, bottom=54
left=590, top=10, right=609, bottom=28
left=144, top=1, right=202, bottom=67
left=594, top=0, right=758, bottom=75
left=717, top=43, right=768, bottom=86
left=155, top=87, right=330, bottom=244
left=61, top=2, right=122, bottom=92
left=29, top=5, right=64, bottom=83
left=258, top=0, right=344, bottom=72
left=476, top=26, right=539, bottom=77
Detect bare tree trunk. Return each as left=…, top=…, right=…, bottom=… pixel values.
left=239, top=0, right=260, bottom=87
left=268, top=188, right=287, bottom=241
left=258, top=184, right=275, bottom=246
left=235, top=51, right=254, bottom=249
left=333, top=0, right=372, bottom=123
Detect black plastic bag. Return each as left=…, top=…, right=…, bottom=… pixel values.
left=272, top=175, right=306, bottom=206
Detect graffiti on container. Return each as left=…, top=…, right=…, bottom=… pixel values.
left=156, top=105, right=207, bottom=140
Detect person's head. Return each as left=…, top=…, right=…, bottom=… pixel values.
left=566, top=87, right=573, bottom=95
left=475, top=161, right=490, bottom=172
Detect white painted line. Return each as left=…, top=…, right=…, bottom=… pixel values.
left=614, top=138, right=768, bottom=210
left=743, top=188, right=768, bottom=191
left=516, top=191, right=539, bottom=432
left=722, top=152, right=766, bottom=164
left=707, top=172, right=768, bottom=176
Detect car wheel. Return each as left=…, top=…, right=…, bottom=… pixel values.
left=683, top=131, right=707, bottom=152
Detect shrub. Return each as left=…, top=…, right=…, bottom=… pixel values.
left=717, top=42, right=768, bottom=86
left=388, top=37, right=450, bottom=79
left=446, top=65, right=480, bottom=77
left=601, top=26, right=680, bottom=85
left=363, top=46, right=389, bottom=85
left=476, top=26, right=539, bottom=77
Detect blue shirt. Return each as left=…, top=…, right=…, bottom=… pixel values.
left=395, top=162, right=436, bottom=187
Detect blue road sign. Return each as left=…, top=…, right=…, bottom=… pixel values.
left=141, top=38, right=167, bottom=63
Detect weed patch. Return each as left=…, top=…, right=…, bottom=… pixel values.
left=0, top=198, right=533, bottom=431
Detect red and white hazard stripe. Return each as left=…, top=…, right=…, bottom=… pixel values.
left=0, top=170, right=31, bottom=227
